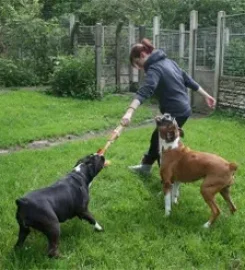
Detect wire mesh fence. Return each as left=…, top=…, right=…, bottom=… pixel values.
left=0, top=20, right=70, bottom=86
left=196, top=27, right=217, bottom=70
left=222, top=13, right=245, bottom=77
left=145, top=27, right=153, bottom=40
left=101, top=26, right=116, bottom=89
left=77, top=26, right=95, bottom=47
left=1, top=12, right=245, bottom=93
left=159, top=30, right=179, bottom=61
left=100, top=25, right=192, bottom=91
left=0, top=20, right=222, bottom=91
left=158, top=29, right=190, bottom=71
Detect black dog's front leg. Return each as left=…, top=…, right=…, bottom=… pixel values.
left=78, top=187, right=104, bottom=232
left=79, top=211, right=104, bottom=232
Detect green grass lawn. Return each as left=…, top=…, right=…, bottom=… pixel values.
left=0, top=90, right=153, bottom=148
left=0, top=112, right=245, bottom=269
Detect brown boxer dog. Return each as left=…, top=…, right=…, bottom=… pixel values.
left=156, top=113, right=237, bottom=228
left=15, top=153, right=105, bottom=258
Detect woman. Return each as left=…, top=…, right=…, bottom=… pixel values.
left=121, top=38, right=216, bottom=174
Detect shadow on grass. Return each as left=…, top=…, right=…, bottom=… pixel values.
left=3, top=221, right=98, bottom=269
left=127, top=167, right=227, bottom=232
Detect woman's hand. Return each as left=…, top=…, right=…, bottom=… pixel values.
left=204, top=95, right=216, bottom=109
left=120, top=99, right=141, bottom=126
left=121, top=110, right=133, bottom=126
left=197, top=87, right=216, bottom=109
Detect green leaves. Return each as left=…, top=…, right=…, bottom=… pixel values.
left=0, top=58, right=37, bottom=87
left=49, top=47, right=97, bottom=99
left=223, top=39, right=245, bottom=77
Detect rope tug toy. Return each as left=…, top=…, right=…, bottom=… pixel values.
left=97, top=124, right=124, bottom=166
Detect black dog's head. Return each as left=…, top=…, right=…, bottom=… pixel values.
left=155, top=113, right=184, bottom=143
left=74, top=154, right=105, bottom=184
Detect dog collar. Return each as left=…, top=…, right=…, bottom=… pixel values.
left=159, top=137, right=180, bottom=151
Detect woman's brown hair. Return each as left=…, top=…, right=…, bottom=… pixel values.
left=129, top=38, right=155, bottom=67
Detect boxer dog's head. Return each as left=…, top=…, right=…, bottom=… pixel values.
left=155, top=113, right=184, bottom=143
left=74, top=153, right=105, bottom=183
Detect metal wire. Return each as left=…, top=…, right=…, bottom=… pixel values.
left=222, top=13, right=245, bottom=77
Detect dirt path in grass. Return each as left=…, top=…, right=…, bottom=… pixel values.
left=0, top=108, right=206, bottom=155
left=0, top=119, right=156, bottom=155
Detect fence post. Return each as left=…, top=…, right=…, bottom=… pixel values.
left=153, top=16, right=160, bottom=48
left=95, top=23, right=103, bottom=98
left=179, top=23, right=185, bottom=67
left=138, top=25, right=146, bottom=84
left=129, top=22, right=137, bottom=91
left=214, top=11, right=226, bottom=103
left=69, top=14, right=76, bottom=35
left=69, top=13, right=78, bottom=55
left=115, top=22, right=123, bottom=92
left=188, top=10, right=198, bottom=104
left=224, top=27, right=230, bottom=46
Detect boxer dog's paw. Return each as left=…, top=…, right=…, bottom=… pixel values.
left=203, top=221, right=211, bottom=229
left=173, top=197, right=178, bottom=205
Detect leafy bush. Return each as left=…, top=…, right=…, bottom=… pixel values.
left=223, top=38, right=245, bottom=77
left=49, top=48, right=97, bottom=99
left=0, top=58, right=37, bottom=87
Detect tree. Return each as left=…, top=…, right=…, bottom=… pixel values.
left=79, top=0, right=245, bottom=28
left=0, top=0, right=41, bottom=22
left=39, top=0, right=90, bottom=21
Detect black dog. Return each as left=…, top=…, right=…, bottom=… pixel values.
left=15, top=153, right=105, bottom=258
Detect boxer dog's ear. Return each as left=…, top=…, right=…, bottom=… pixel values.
left=178, top=128, right=184, bottom=138
left=155, top=116, right=162, bottom=126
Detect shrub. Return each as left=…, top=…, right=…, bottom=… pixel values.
left=223, top=39, right=245, bottom=77
left=0, top=58, right=37, bottom=87
left=49, top=48, right=97, bottom=99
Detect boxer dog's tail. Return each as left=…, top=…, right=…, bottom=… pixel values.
left=229, top=162, right=238, bottom=172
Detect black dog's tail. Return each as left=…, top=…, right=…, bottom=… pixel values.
left=16, top=198, right=30, bottom=228
left=16, top=198, right=29, bottom=207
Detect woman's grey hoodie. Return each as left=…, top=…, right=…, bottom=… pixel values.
left=135, top=49, right=200, bottom=117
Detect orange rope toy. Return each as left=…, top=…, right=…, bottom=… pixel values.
left=97, top=125, right=124, bottom=165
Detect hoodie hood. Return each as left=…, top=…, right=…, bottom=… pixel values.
left=144, top=49, right=167, bottom=71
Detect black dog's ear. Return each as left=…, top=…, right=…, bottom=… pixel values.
left=74, top=158, right=83, bottom=167
left=74, top=160, right=81, bottom=167
left=178, top=128, right=184, bottom=138
left=74, top=154, right=92, bottom=167
left=155, top=116, right=162, bottom=125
